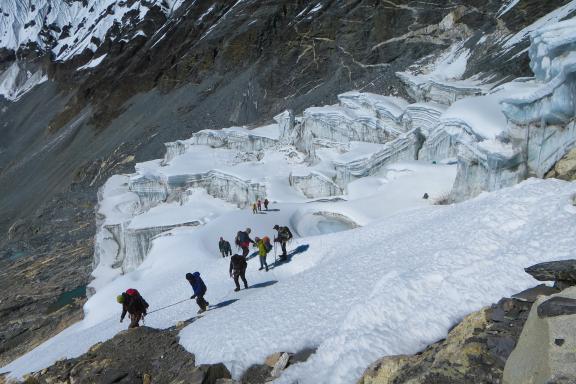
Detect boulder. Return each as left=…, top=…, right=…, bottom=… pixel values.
left=240, top=364, right=272, bottom=384
left=503, top=287, right=576, bottom=384
left=525, top=260, right=576, bottom=287
left=512, top=284, right=560, bottom=303
left=537, top=296, right=576, bottom=318
left=545, top=148, right=576, bottom=181
left=270, top=353, right=290, bottom=379
left=264, top=352, right=284, bottom=368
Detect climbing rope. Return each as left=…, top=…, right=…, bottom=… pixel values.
left=146, top=298, right=191, bottom=315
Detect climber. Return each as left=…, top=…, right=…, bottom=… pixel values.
left=235, top=228, right=254, bottom=257
left=254, top=236, right=271, bottom=271
left=422, top=193, right=429, bottom=199
left=257, top=199, right=262, bottom=212
left=186, top=272, right=209, bottom=314
left=264, top=198, right=269, bottom=210
left=219, top=237, right=232, bottom=258
left=229, top=253, right=248, bottom=291
left=117, top=288, right=149, bottom=329
left=273, top=224, right=293, bottom=261
left=252, top=202, right=258, bottom=214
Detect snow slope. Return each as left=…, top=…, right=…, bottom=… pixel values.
left=2, top=178, right=576, bottom=383
left=3, top=5, right=576, bottom=383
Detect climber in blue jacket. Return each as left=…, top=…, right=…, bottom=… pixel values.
left=186, top=272, right=209, bottom=314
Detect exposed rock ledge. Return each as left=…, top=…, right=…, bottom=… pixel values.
left=2, top=327, right=231, bottom=384
left=358, top=283, right=560, bottom=384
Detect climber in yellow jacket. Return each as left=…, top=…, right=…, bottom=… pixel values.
left=254, top=236, right=271, bottom=271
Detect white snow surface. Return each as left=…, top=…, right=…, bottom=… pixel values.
left=441, top=95, right=508, bottom=140
left=2, top=178, right=576, bottom=383
left=0, top=0, right=187, bottom=60
left=497, top=0, right=521, bottom=17
left=76, top=54, right=108, bottom=71
left=0, top=62, right=47, bottom=101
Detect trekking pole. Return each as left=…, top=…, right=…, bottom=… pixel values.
left=274, top=241, right=277, bottom=265
left=147, top=298, right=191, bottom=315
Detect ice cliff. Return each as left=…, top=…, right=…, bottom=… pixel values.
left=90, top=11, right=576, bottom=298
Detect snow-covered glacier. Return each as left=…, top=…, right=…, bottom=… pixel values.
left=65, top=14, right=576, bottom=279
left=4, top=7, right=576, bottom=384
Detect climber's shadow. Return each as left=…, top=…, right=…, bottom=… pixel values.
left=210, top=299, right=238, bottom=309
left=268, top=244, right=310, bottom=270
left=249, top=280, right=278, bottom=289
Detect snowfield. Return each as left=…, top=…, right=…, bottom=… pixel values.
left=2, top=178, right=576, bottom=383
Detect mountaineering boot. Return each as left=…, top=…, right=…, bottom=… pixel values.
left=197, top=308, right=205, bottom=314
left=244, top=284, right=249, bottom=289
left=266, top=266, right=269, bottom=271
left=234, top=287, right=240, bottom=292
left=258, top=267, right=263, bottom=271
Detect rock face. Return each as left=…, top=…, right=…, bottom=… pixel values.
left=20, top=327, right=231, bottom=384
left=546, top=147, right=576, bottom=181
left=525, top=259, right=576, bottom=288
left=240, top=349, right=316, bottom=384
left=358, top=292, right=551, bottom=384
left=503, top=287, right=576, bottom=384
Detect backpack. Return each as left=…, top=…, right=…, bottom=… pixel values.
left=262, top=236, right=273, bottom=252
left=279, top=226, right=292, bottom=241
left=125, top=289, right=148, bottom=313
left=231, top=255, right=247, bottom=270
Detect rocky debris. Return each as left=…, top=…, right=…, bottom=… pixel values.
left=240, top=348, right=317, bottom=384
left=358, top=291, right=551, bottom=384
left=503, top=287, right=576, bottom=384
left=241, top=365, right=273, bottom=384
left=546, top=147, right=576, bottom=181
left=525, top=260, right=576, bottom=289
left=18, top=327, right=231, bottom=384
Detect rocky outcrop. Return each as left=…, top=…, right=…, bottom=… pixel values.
left=545, top=147, right=576, bottom=181
left=240, top=348, right=317, bottom=384
left=525, top=259, right=576, bottom=290
left=503, top=287, right=576, bottom=384
left=19, top=327, right=231, bottom=384
left=358, top=288, right=555, bottom=384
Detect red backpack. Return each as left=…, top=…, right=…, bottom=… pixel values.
left=126, top=288, right=139, bottom=296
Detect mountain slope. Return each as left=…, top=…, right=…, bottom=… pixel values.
left=0, top=0, right=574, bottom=370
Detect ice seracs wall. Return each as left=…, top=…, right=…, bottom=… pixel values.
left=502, top=17, right=576, bottom=178
left=92, top=14, right=576, bottom=281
